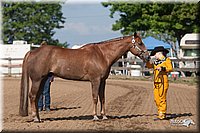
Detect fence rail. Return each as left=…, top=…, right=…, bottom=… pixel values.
left=0, top=57, right=199, bottom=77
left=111, top=66, right=199, bottom=72
left=0, top=57, right=23, bottom=76
left=117, top=58, right=200, bottom=62
left=113, top=58, right=199, bottom=71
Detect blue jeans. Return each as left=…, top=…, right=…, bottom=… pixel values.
left=38, top=76, right=51, bottom=109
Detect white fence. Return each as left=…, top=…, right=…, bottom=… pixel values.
left=0, top=58, right=23, bottom=76
left=0, top=57, right=199, bottom=77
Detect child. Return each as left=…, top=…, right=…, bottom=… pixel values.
left=146, top=46, right=173, bottom=120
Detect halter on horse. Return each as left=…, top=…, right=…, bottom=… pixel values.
left=19, top=32, right=149, bottom=122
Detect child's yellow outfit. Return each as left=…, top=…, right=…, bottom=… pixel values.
left=146, top=55, right=173, bottom=119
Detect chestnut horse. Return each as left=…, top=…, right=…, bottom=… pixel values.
left=19, top=33, right=149, bottom=122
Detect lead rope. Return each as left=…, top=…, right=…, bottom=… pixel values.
left=141, top=62, right=153, bottom=79
left=141, top=61, right=164, bottom=97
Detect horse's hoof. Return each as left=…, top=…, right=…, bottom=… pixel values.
left=33, top=120, right=41, bottom=123
left=102, top=115, right=108, bottom=120
left=33, top=117, right=42, bottom=123
left=93, top=115, right=99, bottom=121
left=34, top=120, right=43, bottom=123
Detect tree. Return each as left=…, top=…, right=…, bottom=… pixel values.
left=2, top=2, right=68, bottom=47
left=102, top=2, right=199, bottom=57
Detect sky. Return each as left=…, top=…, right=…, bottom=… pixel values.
left=52, top=0, right=197, bottom=48
left=1, top=0, right=196, bottom=48
left=53, top=1, right=122, bottom=48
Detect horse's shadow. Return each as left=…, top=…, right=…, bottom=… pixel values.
left=50, top=106, right=81, bottom=111
left=41, top=112, right=193, bottom=122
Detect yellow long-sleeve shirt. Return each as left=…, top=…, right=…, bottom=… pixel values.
left=146, top=56, right=173, bottom=83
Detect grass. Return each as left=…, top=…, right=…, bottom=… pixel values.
left=168, top=76, right=199, bottom=86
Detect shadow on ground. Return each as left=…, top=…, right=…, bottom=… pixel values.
left=50, top=106, right=81, bottom=111
left=39, top=112, right=193, bottom=122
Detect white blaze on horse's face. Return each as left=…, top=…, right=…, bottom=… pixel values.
left=132, top=37, right=135, bottom=44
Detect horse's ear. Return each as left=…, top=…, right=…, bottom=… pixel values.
left=134, top=32, right=137, bottom=37
left=41, top=41, right=48, bottom=46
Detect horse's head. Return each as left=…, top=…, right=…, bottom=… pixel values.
left=129, top=32, right=150, bottom=62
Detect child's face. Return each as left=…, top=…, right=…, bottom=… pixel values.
left=154, top=52, right=162, bottom=59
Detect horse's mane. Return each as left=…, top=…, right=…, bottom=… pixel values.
left=92, top=35, right=131, bottom=45
left=78, top=35, right=132, bottom=49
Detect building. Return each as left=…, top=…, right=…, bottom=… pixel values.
left=179, top=33, right=200, bottom=76
left=179, top=33, right=199, bottom=59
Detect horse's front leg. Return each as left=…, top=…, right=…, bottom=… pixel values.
left=29, top=81, right=41, bottom=122
left=91, top=79, right=101, bottom=120
left=99, top=80, right=108, bottom=120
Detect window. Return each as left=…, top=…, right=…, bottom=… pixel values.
left=185, top=40, right=200, bottom=44
left=183, top=49, right=200, bottom=57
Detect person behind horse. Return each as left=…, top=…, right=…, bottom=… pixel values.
left=146, top=46, right=173, bottom=120
left=38, top=41, right=54, bottom=112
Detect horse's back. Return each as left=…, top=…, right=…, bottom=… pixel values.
left=26, top=44, right=109, bottom=80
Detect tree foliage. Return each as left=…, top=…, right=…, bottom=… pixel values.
left=102, top=2, right=199, bottom=55
left=2, top=2, right=67, bottom=47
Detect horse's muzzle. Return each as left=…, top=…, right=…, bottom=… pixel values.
left=145, top=55, right=151, bottom=62
left=141, top=52, right=150, bottom=63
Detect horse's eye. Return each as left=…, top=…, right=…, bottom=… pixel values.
left=139, top=42, right=143, bottom=45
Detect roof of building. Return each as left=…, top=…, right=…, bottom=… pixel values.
left=180, top=33, right=200, bottom=47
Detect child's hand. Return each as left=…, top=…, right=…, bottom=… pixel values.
left=156, top=67, right=162, bottom=71
left=156, top=66, right=166, bottom=71
left=50, top=76, right=54, bottom=82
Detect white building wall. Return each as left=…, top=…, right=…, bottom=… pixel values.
left=0, top=41, right=31, bottom=76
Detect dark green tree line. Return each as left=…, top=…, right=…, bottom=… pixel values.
left=102, top=2, right=199, bottom=56
left=2, top=2, right=67, bottom=47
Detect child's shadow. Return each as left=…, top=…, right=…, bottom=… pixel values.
left=165, top=113, right=193, bottom=120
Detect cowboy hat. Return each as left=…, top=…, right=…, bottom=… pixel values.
left=150, top=46, right=169, bottom=56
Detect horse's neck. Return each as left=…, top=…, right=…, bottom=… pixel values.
left=98, top=41, right=130, bottom=66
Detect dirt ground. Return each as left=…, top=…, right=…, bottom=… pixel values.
left=2, top=77, right=199, bottom=132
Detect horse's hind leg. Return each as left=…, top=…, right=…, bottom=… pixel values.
left=99, top=80, right=108, bottom=120
left=29, top=80, right=41, bottom=122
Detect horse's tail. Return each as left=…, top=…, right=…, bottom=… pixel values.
left=19, top=51, right=30, bottom=116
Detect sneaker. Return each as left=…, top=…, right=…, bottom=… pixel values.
left=158, top=112, right=166, bottom=120
left=38, top=108, right=43, bottom=112
left=45, top=107, right=50, bottom=112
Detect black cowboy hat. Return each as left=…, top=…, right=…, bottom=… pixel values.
left=150, top=46, right=169, bottom=56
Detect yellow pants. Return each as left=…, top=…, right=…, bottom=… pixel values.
left=154, top=81, right=168, bottom=115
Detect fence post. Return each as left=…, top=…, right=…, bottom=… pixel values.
left=8, top=57, right=11, bottom=77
